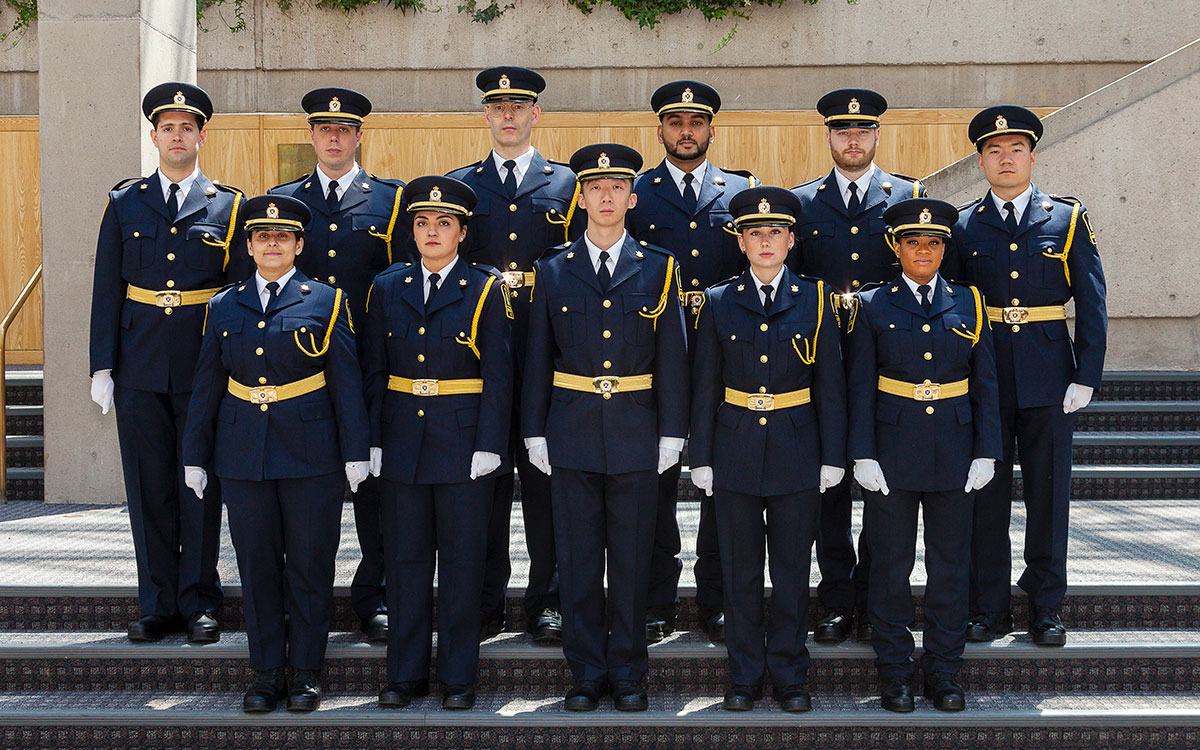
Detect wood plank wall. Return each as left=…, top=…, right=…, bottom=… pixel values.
left=0, top=108, right=1055, bottom=364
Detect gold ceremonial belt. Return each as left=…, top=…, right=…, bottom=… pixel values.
left=552, top=371, right=653, bottom=398
left=985, top=305, right=1067, bottom=325
left=724, top=387, right=811, bottom=412
left=228, top=372, right=326, bottom=404
left=877, top=375, right=969, bottom=402
left=387, top=376, right=484, bottom=396
left=501, top=270, right=536, bottom=289
left=127, top=284, right=221, bottom=308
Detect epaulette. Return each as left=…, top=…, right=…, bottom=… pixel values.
left=449, top=160, right=486, bottom=176
left=887, top=172, right=922, bottom=185
left=790, top=175, right=824, bottom=191
left=635, top=241, right=674, bottom=259
left=469, top=262, right=504, bottom=280
left=211, top=182, right=244, bottom=196
left=956, top=198, right=982, bottom=213
left=945, top=279, right=979, bottom=292
left=110, top=177, right=143, bottom=193
left=794, top=273, right=827, bottom=287
left=375, top=261, right=414, bottom=280
left=272, top=172, right=310, bottom=189
left=538, top=242, right=574, bottom=260
left=369, top=175, right=405, bottom=189
left=721, top=168, right=756, bottom=181
left=710, top=274, right=740, bottom=289
left=1049, top=194, right=1082, bottom=205
left=856, top=280, right=889, bottom=295
left=544, top=159, right=570, bottom=174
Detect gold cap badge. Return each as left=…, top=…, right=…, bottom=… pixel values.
left=173, top=91, right=186, bottom=105
left=266, top=203, right=279, bottom=219
left=848, top=98, right=860, bottom=114
left=430, top=186, right=442, bottom=202
left=597, top=152, right=610, bottom=169
left=995, top=114, right=1008, bottom=130
left=499, top=75, right=511, bottom=89
left=758, top=198, right=771, bottom=214
left=329, top=97, right=341, bottom=112
left=919, top=208, right=932, bottom=224
left=682, top=88, right=694, bottom=104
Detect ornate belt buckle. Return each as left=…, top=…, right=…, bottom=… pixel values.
left=684, top=291, right=705, bottom=314
left=913, top=381, right=940, bottom=401
left=156, top=290, right=181, bottom=308
left=411, top=378, right=439, bottom=396
left=747, top=393, right=775, bottom=411
left=1003, top=306, right=1029, bottom=324
left=592, top=375, right=620, bottom=394
left=501, top=271, right=525, bottom=289
left=249, top=385, right=278, bottom=404
left=840, top=293, right=857, bottom=310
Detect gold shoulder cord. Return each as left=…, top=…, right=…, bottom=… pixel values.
left=546, top=182, right=582, bottom=244
left=365, top=282, right=375, bottom=314
left=1041, top=201, right=1080, bottom=287
left=913, top=179, right=922, bottom=198
left=692, top=292, right=706, bottom=330
left=295, top=287, right=343, bottom=358
left=367, top=185, right=404, bottom=265
left=638, top=256, right=676, bottom=331
left=950, top=285, right=984, bottom=346
left=202, top=192, right=242, bottom=271
left=845, top=293, right=860, bottom=334
left=792, top=279, right=824, bottom=365
left=456, top=276, right=497, bottom=358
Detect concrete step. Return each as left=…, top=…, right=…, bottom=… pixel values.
left=1094, top=370, right=1200, bottom=402
left=1072, top=431, right=1200, bottom=464
left=4, top=435, right=42, bottom=469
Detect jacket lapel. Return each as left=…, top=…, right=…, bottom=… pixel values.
left=694, top=164, right=724, bottom=214
left=927, top=276, right=957, bottom=318
left=139, top=172, right=172, bottom=221
left=650, top=161, right=690, bottom=215
left=564, top=237, right=603, bottom=294
left=885, top=275, right=929, bottom=319
left=607, top=236, right=644, bottom=291
left=301, top=170, right=331, bottom=218
left=732, top=270, right=766, bottom=316
left=174, top=172, right=213, bottom=223
left=860, top=168, right=889, bottom=213
left=469, top=155, right=508, bottom=200
left=816, top=170, right=850, bottom=219
left=268, top=272, right=308, bottom=316
left=513, top=151, right=553, bottom=201
left=336, top=170, right=369, bottom=213
left=1015, top=185, right=1052, bottom=243
left=424, top=257, right=467, bottom=318
left=767, top=268, right=801, bottom=318
left=399, top=265, right=425, bottom=315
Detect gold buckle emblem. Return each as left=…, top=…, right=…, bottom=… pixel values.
left=995, top=114, right=1008, bottom=130
left=155, top=291, right=181, bottom=308
left=329, top=97, right=341, bottom=112
left=840, top=293, right=857, bottom=310
left=249, top=386, right=278, bottom=404
left=683, top=291, right=705, bottom=313
left=1002, top=306, right=1029, bottom=324
left=914, top=381, right=941, bottom=401
left=499, top=74, right=511, bottom=89
left=501, top=271, right=526, bottom=289
left=758, top=198, right=771, bottom=214
left=848, top=97, right=860, bottom=114
left=592, top=376, right=620, bottom=394
left=681, top=88, right=694, bottom=104
left=747, top=394, right=775, bottom=411
left=411, top=379, right=440, bottom=396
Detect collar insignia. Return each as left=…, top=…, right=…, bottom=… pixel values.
left=737, top=284, right=745, bottom=292
left=459, top=278, right=469, bottom=286
left=791, top=285, right=799, bottom=292
left=566, top=251, right=575, bottom=259
left=300, top=283, right=311, bottom=294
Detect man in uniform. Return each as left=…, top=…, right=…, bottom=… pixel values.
left=789, top=88, right=926, bottom=645
left=947, top=106, right=1107, bottom=647
left=89, top=82, right=248, bottom=643
left=269, top=87, right=406, bottom=643
left=522, top=144, right=689, bottom=712
left=626, top=80, right=755, bottom=643
left=447, top=66, right=581, bottom=644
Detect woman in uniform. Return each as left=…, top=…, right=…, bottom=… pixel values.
left=182, top=194, right=370, bottom=713
left=689, top=186, right=847, bottom=712
left=362, top=176, right=513, bottom=710
left=845, top=198, right=1002, bottom=713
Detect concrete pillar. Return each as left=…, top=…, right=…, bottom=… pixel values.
left=39, top=0, right=196, bottom=503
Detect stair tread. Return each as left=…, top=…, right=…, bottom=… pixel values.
left=2, top=404, right=41, bottom=416
left=1082, top=400, right=1200, bottom=411
left=3, top=435, right=42, bottom=448
left=1074, top=431, right=1200, bottom=444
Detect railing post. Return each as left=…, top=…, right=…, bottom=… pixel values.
left=1, top=264, right=43, bottom=502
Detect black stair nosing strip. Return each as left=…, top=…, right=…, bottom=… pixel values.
left=1073, top=432, right=1200, bottom=445
left=1083, top=400, right=1200, bottom=412
left=4, top=435, right=43, bottom=448
left=2, top=405, right=41, bottom=416
left=2, top=370, right=42, bottom=384
left=677, top=466, right=1200, bottom=479
left=1102, top=371, right=1200, bottom=382
left=5, top=467, right=42, bottom=480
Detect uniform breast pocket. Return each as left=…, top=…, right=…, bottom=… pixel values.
left=281, top=316, right=326, bottom=359
left=709, top=211, right=735, bottom=235
left=384, top=321, right=411, bottom=363
left=779, top=320, right=818, bottom=373
left=1032, top=235, right=1068, bottom=289
left=121, top=223, right=157, bottom=271
left=624, top=293, right=655, bottom=346
left=868, top=218, right=888, bottom=239
left=940, top=314, right=976, bottom=364
left=550, top=296, right=586, bottom=348
left=185, top=223, right=229, bottom=271
left=880, top=317, right=913, bottom=364
left=799, top=221, right=836, bottom=252
left=963, top=242, right=1001, bottom=282
left=217, top=319, right=244, bottom=371
left=532, top=197, right=569, bottom=244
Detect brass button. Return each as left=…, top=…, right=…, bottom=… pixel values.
left=759, top=386, right=767, bottom=393
left=1010, top=271, right=1019, bottom=279
left=730, top=334, right=736, bottom=341
left=387, top=332, right=392, bottom=337
left=603, top=330, right=612, bottom=339
left=417, top=354, right=425, bottom=362
left=758, top=416, right=767, bottom=425
left=255, top=347, right=264, bottom=355
left=603, top=360, right=612, bottom=369
left=1012, top=324, right=1021, bottom=332
left=561, top=306, right=568, bottom=313
left=760, top=323, right=768, bottom=332
left=329, top=223, right=338, bottom=231
left=689, top=221, right=698, bottom=230
left=328, top=276, right=336, bottom=283
left=924, top=352, right=932, bottom=360
left=925, top=406, right=935, bottom=415
left=603, top=392, right=612, bottom=400
left=1010, top=243, right=1019, bottom=251
left=258, top=377, right=267, bottom=385
left=203, top=232, right=211, bottom=238
left=691, top=279, right=700, bottom=288
left=509, top=262, right=518, bottom=270
left=509, top=232, right=518, bottom=241
left=603, top=300, right=612, bottom=308
left=222, top=331, right=227, bottom=337
left=370, top=225, right=376, bottom=232
left=851, top=253, right=859, bottom=261
left=510, top=204, right=518, bottom=212
left=760, top=354, right=768, bottom=363
left=328, top=250, right=336, bottom=258
left=417, top=409, right=424, bottom=417
left=169, top=227, right=178, bottom=235
left=851, top=226, right=860, bottom=235
left=418, top=326, right=425, bottom=335
left=257, top=321, right=266, bottom=329
left=300, top=327, right=307, bottom=333
left=889, top=323, right=895, bottom=329
left=132, top=231, right=140, bottom=238
left=812, top=229, right=818, bottom=236
left=922, top=324, right=931, bottom=332
left=1011, top=298, right=1020, bottom=305
left=166, top=280, right=175, bottom=288
left=167, top=253, right=175, bottom=261
left=691, top=249, right=700, bottom=257
left=851, top=280, right=860, bottom=288
left=649, top=224, right=656, bottom=230
left=260, top=404, right=268, bottom=412
left=164, top=308, right=173, bottom=315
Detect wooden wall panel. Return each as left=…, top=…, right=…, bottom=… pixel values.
left=0, top=119, right=42, bottom=365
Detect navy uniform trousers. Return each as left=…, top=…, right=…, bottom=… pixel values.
left=522, top=235, right=689, bottom=682
left=182, top=272, right=369, bottom=671
left=846, top=276, right=1001, bottom=679
left=946, top=186, right=1107, bottom=615
left=362, top=258, right=513, bottom=685
left=448, top=151, right=579, bottom=625
left=691, top=269, right=846, bottom=687
left=790, top=168, right=924, bottom=616
left=270, top=168, right=405, bottom=621
left=90, top=170, right=249, bottom=620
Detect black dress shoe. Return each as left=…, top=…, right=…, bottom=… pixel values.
left=923, top=672, right=966, bottom=711
left=645, top=608, right=676, bottom=644
left=880, top=677, right=915, bottom=713
left=479, top=612, right=506, bottom=642
left=360, top=611, right=389, bottom=643
left=287, top=669, right=322, bottom=712
left=243, top=667, right=287, bottom=713
left=966, top=610, right=1014, bottom=642
left=528, top=608, right=563, bottom=645
left=442, top=684, right=476, bottom=710
left=564, top=680, right=604, bottom=712
left=721, top=684, right=760, bottom=711
left=698, top=605, right=725, bottom=643
left=854, top=609, right=873, bottom=642
left=378, top=679, right=429, bottom=709
left=187, top=611, right=220, bottom=644
left=127, top=614, right=183, bottom=643
left=612, top=680, right=649, bottom=712
left=773, top=684, right=812, bottom=713
left=1028, top=606, right=1067, bottom=646
left=813, top=610, right=853, bottom=644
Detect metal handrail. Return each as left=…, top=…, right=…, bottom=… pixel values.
left=1, top=264, right=43, bottom=501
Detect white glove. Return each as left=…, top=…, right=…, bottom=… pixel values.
left=853, top=458, right=890, bottom=496
left=819, top=465, right=846, bottom=493
left=369, top=447, right=382, bottom=478
left=90, top=370, right=115, bottom=415
left=964, top=457, right=997, bottom=493
left=690, top=465, right=714, bottom=497
left=184, top=466, right=207, bottom=500
left=657, top=447, right=681, bottom=474
left=1063, top=383, right=1093, bottom=414
left=526, top=437, right=552, bottom=476
left=469, top=451, right=502, bottom=480
left=345, top=461, right=369, bottom=493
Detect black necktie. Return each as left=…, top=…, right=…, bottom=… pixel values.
left=426, top=272, right=441, bottom=311
left=597, top=251, right=612, bottom=291
left=918, top=284, right=932, bottom=314
left=167, top=183, right=180, bottom=221
left=682, top=173, right=697, bottom=212
left=1003, top=201, right=1018, bottom=235
left=327, top=180, right=340, bottom=213
left=847, top=181, right=860, bottom=215
left=503, top=159, right=518, bottom=196
left=264, top=280, right=280, bottom=313
left=761, top=284, right=774, bottom=314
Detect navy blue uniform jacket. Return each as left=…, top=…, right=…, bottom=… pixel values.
left=521, top=235, right=689, bottom=475
left=361, top=259, right=513, bottom=485
left=182, top=272, right=369, bottom=481
left=690, top=268, right=847, bottom=496
left=789, top=169, right=925, bottom=294
left=946, top=186, right=1107, bottom=409
left=90, top=171, right=250, bottom=392
left=847, top=276, right=1002, bottom=492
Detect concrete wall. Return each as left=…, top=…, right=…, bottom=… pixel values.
left=4, top=0, right=1200, bottom=114
left=925, top=38, right=1200, bottom=371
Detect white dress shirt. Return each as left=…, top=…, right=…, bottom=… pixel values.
left=750, top=266, right=786, bottom=308
left=158, top=166, right=201, bottom=205
left=316, top=162, right=362, bottom=202
left=663, top=159, right=709, bottom=198
left=255, top=267, right=298, bottom=312
left=420, top=255, right=460, bottom=302
left=900, top=272, right=942, bottom=307
left=990, top=184, right=1033, bottom=224
left=492, top=147, right=536, bottom=189
left=833, top=164, right=877, bottom=209
left=583, top=231, right=626, bottom=275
